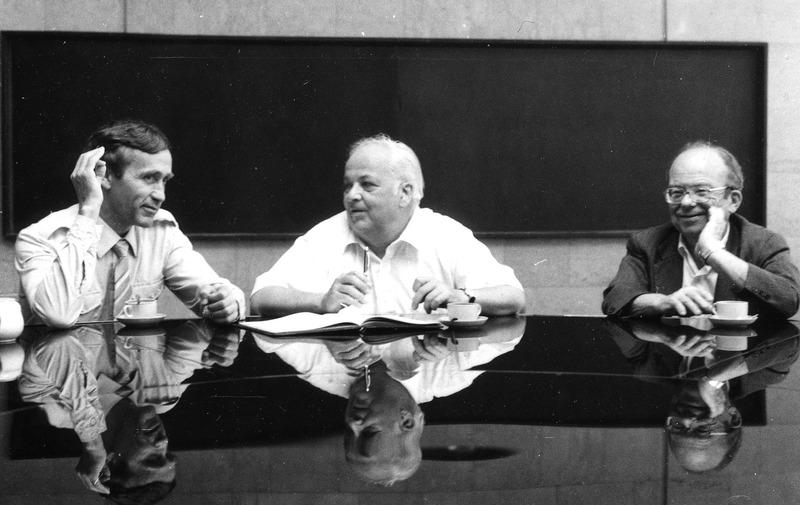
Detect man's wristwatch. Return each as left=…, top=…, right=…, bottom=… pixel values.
left=458, top=288, right=476, bottom=303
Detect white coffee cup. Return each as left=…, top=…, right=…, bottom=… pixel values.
left=120, top=298, right=158, bottom=318
left=447, top=302, right=482, bottom=321
left=0, top=341, right=24, bottom=382
left=714, top=301, right=748, bottom=319
left=0, top=299, right=24, bottom=341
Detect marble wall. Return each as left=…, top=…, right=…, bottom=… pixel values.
left=1, top=0, right=799, bottom=318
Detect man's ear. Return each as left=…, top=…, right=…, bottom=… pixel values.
left=727, top=189, right=743, bottom=213
left=399, top=409, right=416, bottom=431
left=397, top=182, right=414, bottom=207
left=400, top=409, right=424, bottom=431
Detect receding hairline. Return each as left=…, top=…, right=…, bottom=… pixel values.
left=668, top=141, right=745, bottom=190
left=346, top=134, right=425, bottom=200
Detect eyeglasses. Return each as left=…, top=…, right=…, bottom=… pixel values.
left=664, top=186, right=731, bottom=204
left=665, top=408, right=742, bottom=437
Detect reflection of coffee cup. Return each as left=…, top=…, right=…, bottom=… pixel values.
left=120, top=298, right=158, bottom=318
left=714, top=301, right=748, bottom=319
left=0, top=341, right=24, bottom=381
left=447, top=302, right=482, bottom=321
left=0, top=299, right=24, bottom=341
left=714, top=335, right=748, bottom=351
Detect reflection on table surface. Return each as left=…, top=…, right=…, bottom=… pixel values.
left=2, top=315, right=800, bottom=503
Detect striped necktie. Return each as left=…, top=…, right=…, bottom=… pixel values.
left=103, top=239, right=131, bottom=319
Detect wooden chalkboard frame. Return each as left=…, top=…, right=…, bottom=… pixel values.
left=2, top=32, right=766, bottom=239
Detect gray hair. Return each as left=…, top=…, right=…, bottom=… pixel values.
left=348, top=134, right=425, bottom=202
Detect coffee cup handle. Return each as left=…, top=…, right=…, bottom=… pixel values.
left=121, top=305, right=132, bottom=317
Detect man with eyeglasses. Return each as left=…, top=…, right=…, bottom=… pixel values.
left=603, top=141, right=800, bottom=318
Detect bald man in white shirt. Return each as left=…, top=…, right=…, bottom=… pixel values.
left=251, top=134, right=525, bottom=317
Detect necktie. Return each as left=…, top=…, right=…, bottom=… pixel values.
left=102, top=239, right=131, bottom=320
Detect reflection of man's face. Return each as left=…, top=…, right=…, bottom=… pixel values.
left=111, top=405, right=176, bottom=488
left=343, top=145, right=407, bottom=245
left=667, top=147, right=738, bottom=242
left=344, top=373, right=424, bottom=483
left=666, top=383, right=742, bottom=473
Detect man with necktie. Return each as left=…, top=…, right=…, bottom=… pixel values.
left=15, top=120, right=244, bottom=327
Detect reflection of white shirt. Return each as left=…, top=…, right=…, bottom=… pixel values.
left=677, top=227, right=730, bottom=296
left=253, top=208, right=522, bottom=314
left=15, top=204, right=244, bottom=326
left=18, top=322, right=213, bottom=442
left=253, top=335, right=521, bottom=403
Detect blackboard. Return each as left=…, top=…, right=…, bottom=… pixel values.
left=2, top=32, right=766, bottom=238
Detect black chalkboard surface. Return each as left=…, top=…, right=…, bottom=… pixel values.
left=2, top=33, right=765, bottom=238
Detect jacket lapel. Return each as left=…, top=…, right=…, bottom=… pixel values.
left=653, top=231, right=683, bottom=295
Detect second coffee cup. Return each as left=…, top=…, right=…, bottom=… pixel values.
left=714, top=301, right=748, bottom=319
left=120, top=298, right=158, bottom=318
left=447, top=302, right=482, bottom=321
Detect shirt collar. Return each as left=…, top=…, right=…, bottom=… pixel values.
left=343, top=207, right=425, bottom=254
left=677, top=224, right=731, bottom=265
left=393, top=207, right=426, bottom=250
left=95, top=210, right=176, bottom=257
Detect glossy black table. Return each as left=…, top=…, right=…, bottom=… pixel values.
left=1, top=315, right=799, bottom=504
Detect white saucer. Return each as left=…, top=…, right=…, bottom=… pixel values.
left=709, top=314, right=758, bottom=328
left=116, top=314, right=166, bottom=327
left=443, top=316, right=488, bottom=328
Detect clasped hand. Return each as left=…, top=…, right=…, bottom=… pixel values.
left=199, top=283, right=240, bottom=323
left=201, top=327, right=243, bottom=367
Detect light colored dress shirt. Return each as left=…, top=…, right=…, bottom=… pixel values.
left=677, top=226, right=730, bottom=296
left=252, top=208, right=523, bottom=315
left=253, top=331, right=522, bottom=403
left=18, top=322, right=213, bottom=442
left=15, top=204, right=244, bottom=326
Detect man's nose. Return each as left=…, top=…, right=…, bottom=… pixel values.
left=345, top=184, right=362, bottom=201
left=679, top=192, right=696, bottom=206
left=151, top=182, right=166, bottom=203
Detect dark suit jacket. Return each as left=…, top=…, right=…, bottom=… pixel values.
left=602, top=214, right=800, bottom=318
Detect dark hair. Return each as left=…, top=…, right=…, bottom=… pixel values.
left=669, top=140, right=745, bottom=190
left=101, top=479, right=176, bottom=505
left=85, top=120, right=171, bottom=177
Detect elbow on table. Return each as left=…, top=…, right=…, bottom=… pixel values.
left=249, top=287, right=277, bottom=317
left=37, top=310, right=79, bottom=329
left=488, top=287, right=526, bottom=316
left=31, top=297, right=80, bottom=328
